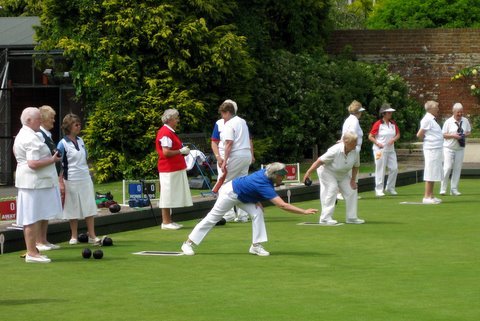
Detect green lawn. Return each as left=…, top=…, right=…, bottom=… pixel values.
left=2, top=180, right=479, bottom=321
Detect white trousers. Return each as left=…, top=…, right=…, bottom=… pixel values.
left=440, top=147, right=464, bottom=193
left=318, top=168, right=358, bottom=222
left=188, top=181, right=267, bottom=246
left=218, top=154, right=251, bottom=221
left=373, top=150, right=398, bottom=194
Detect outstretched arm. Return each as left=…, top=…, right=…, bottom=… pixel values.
left=270, top=196, right=318, bottom=215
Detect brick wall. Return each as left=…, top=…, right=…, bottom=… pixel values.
left=326, top=29, right=480, bottom=118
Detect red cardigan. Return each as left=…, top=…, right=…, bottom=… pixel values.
left=155, top=125, right=187, bottom=173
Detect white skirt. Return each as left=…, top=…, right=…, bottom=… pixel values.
left=423, top=148, right=443, bottom=182
left=16, top=187, right=63, bottom=226
left=63, top=178, right=98, bottom=219
left=159, top=170, right=193, bottom=208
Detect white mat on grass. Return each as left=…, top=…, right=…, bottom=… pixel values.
left=133, top=251, right=184, bottom=256
left=400, top=202, right=440, bottom=205
left=297, top=222, right=344, bottom=226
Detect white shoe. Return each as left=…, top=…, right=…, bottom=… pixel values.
left=69, top=238, right=78, bottom=245
left=346, top=218, right=365, bottom=224
left=181, top=241, right=195, bottom=255
left=450, top=190, right=461, bottom=196
left=336, top=193, right=344, bottom=200
left=386, top=189, right=398, bottom=195
left=375, top=192, right=385, bottom=197
left=36, top=243, right=52, bottom=251
left=439, top=191, right=446, bottom=196
left=319, top=219, right=338, bottom=226
left=25, top=254, right=51, bottom=263
left=234, top=216, right=249, bottom=223
left=161, top=223, right=182, bottom=230
left=171, top=222, right=183, bottom=228
left=433, top=197, right=442, bottom=203
left=422, top=198, right=440, bottom=204
left=46, top=242, right=61, bottom=250
left=249, top=244, right=270, bottom=256
left=88, top=237, right=101, bottom=245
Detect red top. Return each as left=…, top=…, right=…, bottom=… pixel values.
left=155, top=125, right=187, bottom=173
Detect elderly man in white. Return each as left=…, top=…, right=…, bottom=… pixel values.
left=440, top=103, right=471, bottom=196
left=303, top=132, right=365, bottom=225
left=417, top=100, right=444, bottom=204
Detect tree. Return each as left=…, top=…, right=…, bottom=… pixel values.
left=0, top=0, right=42, bottom=16
left=35, top=0, right=255, bottom=182
left=329, top=0, right=375, bottom=30
left=367, top=0, right=480, bottom=29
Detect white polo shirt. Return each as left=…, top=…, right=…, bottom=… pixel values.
left=420, top=112, right=443, bottom=149
left=342, top=114, right=363, bottom=150
left=442, top=116, right=471, bottom=150
left=319, top=142, right=360, bottom=181
left=222, top=115, right=251, bottom=157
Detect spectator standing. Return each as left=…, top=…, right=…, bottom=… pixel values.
left=440, top=103, right=471, bottom=196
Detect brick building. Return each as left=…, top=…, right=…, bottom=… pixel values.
left=326, top=28, right=480, bottom=117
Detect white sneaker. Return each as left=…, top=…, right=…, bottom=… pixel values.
left=319, top=219, right=338, bottom=226
left=422, top=198, right=440, bottom=204
left=69, top=238, right=79, bottom=245
left=451, top=190, right=461, bottom=196
left=36, top=243, right=52, bottom=251
left=88, top=237, right=101, bottom=245
left=433, top=197, right=442, bottom=203
left=386, top=189, right=398, bottom=195
left=249, top=244, right=270, bottom=256
left=234, top=216, right=249, bottom=223
left=181, top=241, right=195, bottom=255
left=161, top=223, right=182, bottom=230
left=336, top=193, right=344, bottom=200
left=171, top=222, right=183, bottom=228
left=46, top=242, right=61, bottom=250
left=346, top=218, right=365, bottom=224
left=375, top=192, right=385, bottom=197
left=25, top=254, right=51, bottom=263
left=439, top=191, right=446, bottom=196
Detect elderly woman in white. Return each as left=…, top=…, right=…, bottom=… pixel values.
left=13, top=107, right=62, bottom=263
left=368, top=103, right=400, bottom=197
left=337, top=100, right=365, bottom=200
left=440, top=103, right=471, bottom=196
left=304, top=132, right=365, bottom=225
left=417, top=100, right=444, bottom=204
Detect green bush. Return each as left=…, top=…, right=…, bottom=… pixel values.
left=248, top=49, right=422, bottom=163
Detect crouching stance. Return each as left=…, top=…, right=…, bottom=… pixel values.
left=181, top=163, right=317, bottom=256
left=303, top=132, right=365, bottom=225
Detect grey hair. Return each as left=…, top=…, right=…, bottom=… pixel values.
left=424, top=100, right=439, bottom=112
left=223, top=99, right=238, bottom=114
left=39, top=105, right=56, bottom=121
left=161, top=108, right=179, bottom=124
left=452, top=102, right=463, bottom=112
left=265, top=162, right=286, bottom=180
left=342, top=131, right=358, bottom=145
left=20, top=107, right=39, bottom=125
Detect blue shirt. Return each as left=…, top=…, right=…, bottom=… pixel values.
left=232, top=169, right=278, bottom=203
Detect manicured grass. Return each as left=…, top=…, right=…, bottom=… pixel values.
left=2, top=180, right=479, bottom=321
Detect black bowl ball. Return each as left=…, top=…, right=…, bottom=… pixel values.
left=78, top=233, right=89, bottom=243
left=304, top=177, right=312, bottom=186
left=109, top=203, right=121, bottom=213
left=82, top=248, right=92, bottom=259
left=93, top=249, right=104, bottom=259
left=102, top=236, right=113, bottom=246
left=215, top=218, right=226, bottom=226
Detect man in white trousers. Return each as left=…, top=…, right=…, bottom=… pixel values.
left=303, top=132, right=365, bottom=225
left=181, top=163, right=317, bottom=256
left=440, top=103, right=471, bottom=196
